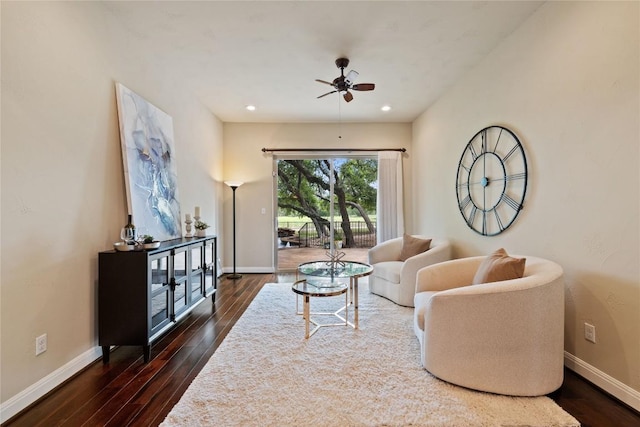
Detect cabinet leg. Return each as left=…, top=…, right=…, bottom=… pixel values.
left=101, top=346, right=110, bottom=364
left=143, top=345, right=151, bottom=363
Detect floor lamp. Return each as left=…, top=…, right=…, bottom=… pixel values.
left=224, top=181, right=244, bottom=279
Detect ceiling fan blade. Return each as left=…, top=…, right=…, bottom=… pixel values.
left=317, top=90, right=337, bottom=99
left=315, top=79, right=334, bottom=86
left=343, top=91, right=354, bottom=102
left=352, top=83, right=375, bottom=91
left=344, top=70, right=359, bottom=86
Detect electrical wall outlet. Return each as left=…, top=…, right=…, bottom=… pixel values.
left=36, top=334, right=47, bottom=356
left=584, top=323, right=596, bottom=343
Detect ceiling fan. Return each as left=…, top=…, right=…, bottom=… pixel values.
left=316, top=58, right=375, bottom=102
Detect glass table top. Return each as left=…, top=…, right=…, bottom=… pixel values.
left=297, top=260, right=373, bottom=279
left=291, top=280, right=348, bottom=297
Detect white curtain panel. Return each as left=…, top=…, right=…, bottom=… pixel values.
left=376, top=151, right=404, bottom=243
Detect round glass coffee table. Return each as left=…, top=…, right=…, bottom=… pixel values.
left=297, top=260, right=373, bottom=329
left=291, top=279, right=348, bottom=338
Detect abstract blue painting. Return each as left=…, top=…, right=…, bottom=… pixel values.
left=115, top=83, right=182, bottom=241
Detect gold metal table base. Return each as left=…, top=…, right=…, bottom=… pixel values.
left=292, top=280, right=349, bottom=338
left=295, top=260, right=373, bottom=330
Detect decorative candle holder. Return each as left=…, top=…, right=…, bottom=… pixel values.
left=185, top=216, right=193, bottom=237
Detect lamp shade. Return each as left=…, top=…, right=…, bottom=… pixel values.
left=224, top=181, right=244, bottom=188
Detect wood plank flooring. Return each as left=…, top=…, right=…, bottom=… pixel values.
left=277, top=247, right=370, bottom=270
left=4, top=273, right=639, bottom=427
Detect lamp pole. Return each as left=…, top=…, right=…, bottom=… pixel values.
left=224, top=181, right=244, bottom=279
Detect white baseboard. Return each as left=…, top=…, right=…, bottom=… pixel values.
left=0, top=346, right=103, bottom=423
left=564, top=351, right=640, bottom=412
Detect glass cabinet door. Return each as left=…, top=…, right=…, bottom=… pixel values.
left=190, top=272, right=204, bottom=303
left=190, top=244, right=203, bottom=273
left=204, top=238, right=215, bottom=269
left=172, top=279, right=188, bottom=319
left=150, top=252, right=171, bottom=335
left=189, top=242, right=205, bottom=303
left=173, top=247, right=188, bottom=281
left=170, top=246, right=190, bottom=319
left=204, top=238, right=217, bottom=296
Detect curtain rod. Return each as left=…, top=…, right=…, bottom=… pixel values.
left=262, top=148, right=406, bottom=153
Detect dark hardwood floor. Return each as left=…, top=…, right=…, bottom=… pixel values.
left=4, top=273, right=639, bottom=427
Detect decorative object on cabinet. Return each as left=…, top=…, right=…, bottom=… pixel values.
left=113, top=241, right=137, bottom=252
left=141, top=234, right=155, bottom=243
left=185, top=213, right=193, bottom=237
left=193, top=207, right=202, bottom=236
left=115, top=82, right=182, bottom=241
left=455, top=125, right=528, bottom=236
left=224, top=181, right=244, bottom=280
left=139, top=234, right=160, bottom=249
left=99, top=236, right=217, bottom=363
left=120, top=214, right=137, bottom=243
left=194, top=220, right=209, bottom=237
left=143, top=241, right=161, bottom=250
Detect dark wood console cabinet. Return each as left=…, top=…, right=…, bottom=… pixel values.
left=99, top=236, right=217, bottom=363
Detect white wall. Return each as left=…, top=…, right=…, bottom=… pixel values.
left=1, top=1, right=224, bottom=415
left=412, top=1, right=639, bottom=406
left=222, top=123, right=412, bottom=272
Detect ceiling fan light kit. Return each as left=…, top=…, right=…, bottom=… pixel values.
left=316, top=57, right=376, bottom=103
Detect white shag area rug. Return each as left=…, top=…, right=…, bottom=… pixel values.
left=161, top=282, right=580, bottom=427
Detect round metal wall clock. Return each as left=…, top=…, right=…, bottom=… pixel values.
left=455, top=125, right=528, bottom=236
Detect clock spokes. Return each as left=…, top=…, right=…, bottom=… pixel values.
left=489, top=172, right=527, bottom=183
left=456, top=125, right=528, bottom=236
left=465, top=176, right=495, bottom=186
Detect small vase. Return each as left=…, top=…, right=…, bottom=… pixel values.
left=196, top=229, right=206, bottom=237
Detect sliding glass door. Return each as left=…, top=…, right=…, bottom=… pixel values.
left=275, top=155, right=378, bottom=271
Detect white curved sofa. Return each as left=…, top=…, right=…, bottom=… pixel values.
left=368, top=237, right=451, bottom=307
left=413, top=255, right=565, bottom=396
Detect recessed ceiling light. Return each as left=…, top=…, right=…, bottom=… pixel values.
left=246, top=105, right=256, bottom=111
left=381, top=105, right=391, bottom=112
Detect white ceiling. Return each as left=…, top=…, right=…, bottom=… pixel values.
left=103, top=1, right=543, bottom=123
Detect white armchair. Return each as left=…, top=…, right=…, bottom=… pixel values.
left=367, top=236, right=451, bottom=307
left=413, top=255, right=565, bottom=396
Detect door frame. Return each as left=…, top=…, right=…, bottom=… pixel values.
left=272, top=152, right=377, bottom=272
